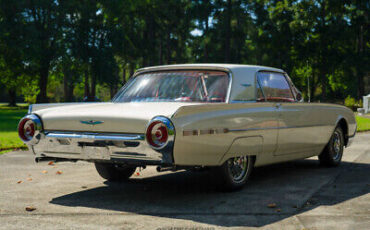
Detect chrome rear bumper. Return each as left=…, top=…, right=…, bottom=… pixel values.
left=30, top=131, right=174, bottom=165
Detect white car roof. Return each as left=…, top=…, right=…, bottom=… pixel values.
left=135, top=64, right=284, bottom=75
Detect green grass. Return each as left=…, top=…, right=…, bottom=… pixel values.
left=356, top=116, right=370, bottom=132
left=0, top=104, right=28, bottom=154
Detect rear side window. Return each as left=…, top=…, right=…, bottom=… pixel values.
left=257, top=72, right=294, bottom=102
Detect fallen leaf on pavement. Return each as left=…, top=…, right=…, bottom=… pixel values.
left=42, top=170, right=48, bottom=174
left=25, top=206, right=36, bottom=212
left=56, top=171, right=62, bottom=175
left=267, top=203, right=277, bottom=208
left=48, top=161, right=54, bottom=165
left=81, top=186, right=87, bottom=189
left=17, top=180, right=23, bottom=184
left=27, top=178, right=32, bottom=181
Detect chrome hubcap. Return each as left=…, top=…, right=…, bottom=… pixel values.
left=333, top=132, right=341, bottom=160
left=227, top=156, right=248, bottom=182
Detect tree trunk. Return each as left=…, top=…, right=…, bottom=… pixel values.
left=142, top=25, right=148, bottom=67
left=63, top=70, right=71, bottom=102
left=130, top=65, right=135, bottom=78
left=122, top=68, right=126, bottom=85
left=235, top=5, right=241, bottom=63
left=110, top=85, right=118, bottom=99
left=310, top=73, right=317, bottom=102
left=357, top=25, right=364, bottom=98
left=84, top=69, right=90, bottom=99
left=166, top=30, right=171, bottom=64
left=159, top=37, right=163, bottom=65
left=224, top=0, right=232, bottom=63
left=357, top=70, right=364, bottom=99
left=7, top=88, right=17, bottom=107
left=91, top=71, right=96, bottom=98
left=67, top=82, right=74, bottom=102
left=148, top=15, right=155, bottom=66
left=320, top=68, right=327, bottom=101
left=204, top=16, right=209, bottom=62
left=36, top=64, right=49, bottom=103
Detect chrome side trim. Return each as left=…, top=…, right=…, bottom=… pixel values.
left=183, top=124, right=329, bottom=136
left=45, top=132, right=144, bottom=142
left=229, top=127, right=280, bottom=132
left=230, top=124, right=328, bottom=132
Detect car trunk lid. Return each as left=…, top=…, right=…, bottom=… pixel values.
left=35, top=102, right=200, bottom=133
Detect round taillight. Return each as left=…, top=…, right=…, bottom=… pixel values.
left=18, top=114, right=42, bottom=143
left=146, top=117, right=174, bottom=150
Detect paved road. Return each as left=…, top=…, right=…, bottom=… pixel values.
left=0, top=133, right=369, bottom=230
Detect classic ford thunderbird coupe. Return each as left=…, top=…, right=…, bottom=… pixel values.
left=18, top=64, right=356, bottom=190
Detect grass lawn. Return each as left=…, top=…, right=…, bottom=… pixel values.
left=0, top=104, right=28, bottom=154
left=356, top=116, right=370, bottom=132
left=0, top=103, right=369, bottom=154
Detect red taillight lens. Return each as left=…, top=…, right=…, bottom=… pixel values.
left=146, top=121, right=169, bottom=149
left=18, top=114, right=42, bottom=144
left=18, top=118, right=36, bottom=142
left=146, top=116, right=174, bottom=150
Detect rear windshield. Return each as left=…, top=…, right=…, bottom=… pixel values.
left=113, top=70, right=229, bottom=103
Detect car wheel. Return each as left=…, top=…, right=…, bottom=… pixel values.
left=215, top=155, right=254, bottom=191
left=94, top=162, right=136, bottom=182
left=319, top=126, right=344, bottom=167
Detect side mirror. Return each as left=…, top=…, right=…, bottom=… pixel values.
left=296, top=92, right=303, bottom=102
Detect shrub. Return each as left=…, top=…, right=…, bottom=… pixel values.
left=344, top=96, right=363, bottom=111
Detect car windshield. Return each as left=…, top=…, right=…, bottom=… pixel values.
left=113, top=70, right=229, bottom=103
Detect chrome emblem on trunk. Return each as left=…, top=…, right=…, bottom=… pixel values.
left=80, top=120, right=104, bottom=125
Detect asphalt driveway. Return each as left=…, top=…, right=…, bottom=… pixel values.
left=0, top=133, right=369, bottom=229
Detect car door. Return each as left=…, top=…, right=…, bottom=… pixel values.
left=253, top=77, right=280, bottom=156
left=257, top=71, right=316, bottom=156
left=230, top=69, right=279, bottom=157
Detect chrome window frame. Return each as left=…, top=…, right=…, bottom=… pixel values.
left=284, top=73, right=302, bottom=102
left=255, top=70, right=296, bottom=103
left=256, top=75, right=266, bottom=102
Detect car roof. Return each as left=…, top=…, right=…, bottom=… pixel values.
left=135, top=64, right=284, bottom=75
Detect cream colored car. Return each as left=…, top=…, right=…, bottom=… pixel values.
left=18, top=64, right=356, bottom=190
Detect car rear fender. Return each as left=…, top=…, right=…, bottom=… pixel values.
left=218, top=135, right=263, bottom=165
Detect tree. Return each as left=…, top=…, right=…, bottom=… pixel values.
left=0, top=0, right=28, bottom=106
left=0, top=0, right=368, bottom=104
left=22, top=0, right=65, bottom=103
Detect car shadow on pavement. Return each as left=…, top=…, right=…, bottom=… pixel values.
left=50, top=159, right=370, bottom=227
